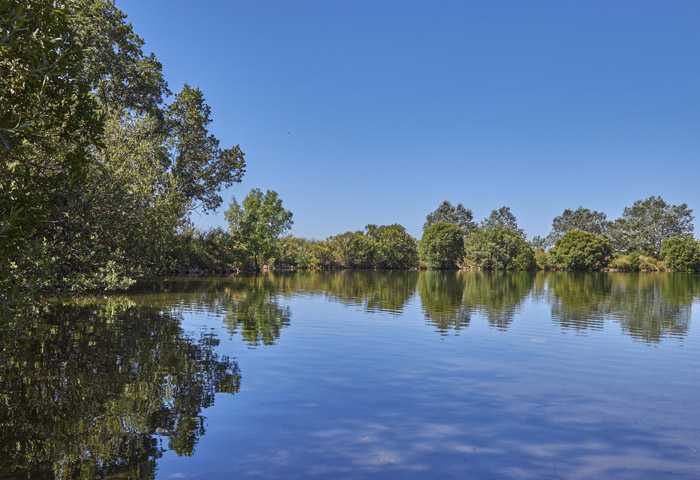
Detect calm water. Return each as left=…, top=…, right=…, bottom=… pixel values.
left=2, top=272, right=700, bottom=479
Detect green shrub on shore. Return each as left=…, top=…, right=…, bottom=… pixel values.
left=550, top=230, right=612, bottom=271
left=419, top=223, right=465, bottom=270
left=660, top=236, right=700, bottom=272
left=463, top=227, right=536, bottom=271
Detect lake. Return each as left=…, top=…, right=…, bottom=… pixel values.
left=2, top=272, right=699, bottom=479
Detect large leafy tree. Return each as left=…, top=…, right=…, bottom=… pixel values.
left=424, top=201, right=476, bottom=234
left=2, top=0, right=246, bottom=294
left=608, top=196, right=694, bottom=257
left=547, top=207, right=609, bottom=246
left=226, top=189, right=293, bottom=269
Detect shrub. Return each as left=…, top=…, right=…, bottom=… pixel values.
left=365, top=224, right=419, bottom=269
left=419, top=222, right=465, bottom=270
left=660, top=236, right=700, bottom=272
left=463, top=227, right=536, bottom=271
left=638, top=255, right=664, bottom=272
left=550, top=230, right=612, bottom=271
left=608, top=254, right=638, bottom=272
left=534, top=248, right=552, bottom=271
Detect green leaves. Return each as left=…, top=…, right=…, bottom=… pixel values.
left=226, top=189, right=293, bottom=269
left=550, top=230, right=612, bottom=272
left=419, top=222, right=464, bottom=270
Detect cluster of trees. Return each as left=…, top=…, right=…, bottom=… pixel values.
left=418, top=198, right=699, bottom=273
left=2, top=0, right=247, bottom=296
left=276, top=224, right=419, bottom=270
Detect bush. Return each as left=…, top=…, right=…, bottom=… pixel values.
left=463, top=227, right=536, bottom=271
left=534, top=248, right=552, bottom=271
left=608, top=254, right=638, bottom=272
left=638, top=255, right=664, bottom=272
left=419, top=222, right=465, bottom=270
left=660, top=236, right=700, bottom=272
left=550, top=230, right=612, bottom=271
left=365, top=224, right=419, bottom=269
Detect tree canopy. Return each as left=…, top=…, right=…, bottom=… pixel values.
left=424, top=201, right=476, bottom=234
left=419, top=222, right=465, bottom=270
left=226, top=189, right=293, bottom=269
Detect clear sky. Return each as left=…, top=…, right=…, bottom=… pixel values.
left=118, top=0, right=700, bottom=240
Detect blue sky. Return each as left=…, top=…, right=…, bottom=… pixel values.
left=118, top=0, right=700, bottom=240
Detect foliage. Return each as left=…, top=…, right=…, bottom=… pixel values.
left=550, top=230, right=612, bottom=271
left=424, top=201, right=476, bottom=234
left=1, top=0, right=246, bottom=294
left=546, top=207, right=609, bottom=246
left=534, top=248, right=552, bottom=271
left=463, top=227, right=536, bottom=271
left=365, top=224, right=419, bottom=269
left=660, top=236, right=700, bottom=272
left=226, top=189, right=293, bottom=270
left=608, top=196, right=694, bottom=257
left=173, top=226, right=245, bottom=273
left=419, top=222, right=464, bottom=270
left=325, top=231, right=375, bottom=269
left=481, top=206, right=524, bottom=236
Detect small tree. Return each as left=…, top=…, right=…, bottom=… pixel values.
left=660, top=236, right=700, bottom=272
left=550, top=230, right=612, bottom=271
left=225, top=189, right=293, bottom=269
left=419, top=222, right=464, bottom=270
left=463, top=227, right=536, bottom=271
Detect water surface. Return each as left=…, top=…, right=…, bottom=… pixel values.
left=2, top=272, right=699, bottom=479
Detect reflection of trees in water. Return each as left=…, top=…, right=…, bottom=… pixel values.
left=547, top=273, right=611, bottom=331
left=418, top=271, right=471, bottom=333
left=417, top=272, right=534, bottom=333
left=270, top=271, right=419, bottom=314
left=222, top=277, right=291, bottom=346
left=462, top=272, right=535, bottom=330
left=0, top=299, right=239, bottom=479
left=547, top=273, right=700, bottom=342
left=608, top=274, right=695, bottom=342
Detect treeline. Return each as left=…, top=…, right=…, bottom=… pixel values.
left=179, top=195, right=699, bottom=276
left=419, top=198, right=699, bottom=273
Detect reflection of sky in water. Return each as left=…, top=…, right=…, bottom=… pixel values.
left=158, top=273, right=700, bottom=480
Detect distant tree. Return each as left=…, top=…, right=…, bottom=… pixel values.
left=419, top=222, right=465, bottom=270
left=481, top=206, right=524, bottom=236
left=225, top=189, right=293, bottom=269
left=550, top=230, right=612, bottom=271
left=530, top=235, right=548, bottom=250
left=463, top=227, right=536, bottom=271
left=547, top=207, right=609, bottom=246
left=365, top=224, right=419, bottom=269
left=608, top=196, right=694, bottom=257
left=326, top=231, right=375, bottom=269
left=660, top=236, right=700, bottom=272
left=424, top=201, right=476, bottom=234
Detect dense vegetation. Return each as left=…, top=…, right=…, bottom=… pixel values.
left=2, top=1, right=698, bottom=299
